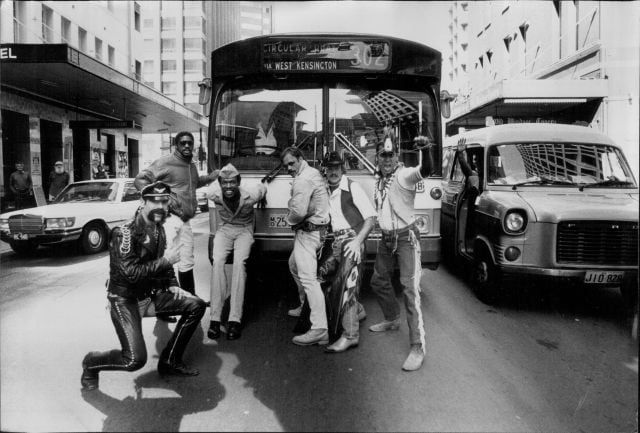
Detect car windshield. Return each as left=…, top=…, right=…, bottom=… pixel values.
left=213, top=79, right=439, bottom=174
left=486, top=143, right=637, bottom=188
left=54, top=182, right=119, bottom=203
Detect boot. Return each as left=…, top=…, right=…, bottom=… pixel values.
left=178, top=269, right=195, bottom=295
left=81, top=352, right=100, bottom=390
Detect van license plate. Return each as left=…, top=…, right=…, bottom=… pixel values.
left=13, top=233, right=29, bottom=240
left=268, top=214, right=289, bottom=228
left=584, top=271, right=624, bottom=284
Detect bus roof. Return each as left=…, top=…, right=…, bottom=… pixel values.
left=211, top=33, right=442, bottom=79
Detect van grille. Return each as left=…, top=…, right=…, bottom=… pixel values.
left=8, top=215, right=44, bottom=234
left=556, top=221, right=638, bottom=266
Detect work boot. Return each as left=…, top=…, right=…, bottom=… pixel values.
left=325, top=335, right=359, bottom=353
left=402, top=344, right=425, bottom=372
left=207, top=321, right=221, bottom=340
left=81, top=352, right=100, bottom=390
left=369, top=318, right=401, bottom=332
left=292, top=328, right=329, bottom=346
left=227, top=321, right=242, bottom=340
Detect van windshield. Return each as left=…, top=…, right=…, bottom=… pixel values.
left=486, top=143, right=637, bottom=187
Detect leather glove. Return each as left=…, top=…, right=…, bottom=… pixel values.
left=208, top=234, right=214, bottom=265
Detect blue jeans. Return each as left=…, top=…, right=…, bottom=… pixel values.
left=370, top=227, right=426, bottom=350
left=289, top=230, right=327, bottom=330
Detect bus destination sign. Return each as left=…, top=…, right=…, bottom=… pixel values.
left=262, top=39, right=390, bottom=73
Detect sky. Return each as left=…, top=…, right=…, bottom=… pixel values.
left=270, top=1, right=450, bottom=55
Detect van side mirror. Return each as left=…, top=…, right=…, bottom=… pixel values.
left=198, top=78, right=212, bottom=105
left=440, top=90, right=455, bottom=119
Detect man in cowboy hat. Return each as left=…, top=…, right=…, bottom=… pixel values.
left=205, top=163, right=267, bottom=341
left=81, top=182, right=206, bottom=391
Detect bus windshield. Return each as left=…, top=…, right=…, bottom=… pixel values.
left=213, top=79, right=439, bottom=174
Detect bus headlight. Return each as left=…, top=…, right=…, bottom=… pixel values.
left=414, top=215, right=430, bottom=233
left=0, top=218, right=8, bottom=231
left=45, top=217, right=76, bottom=229
left=430, top=187, right=442, bottom=200
left=504, top=211, right=526, bottom=234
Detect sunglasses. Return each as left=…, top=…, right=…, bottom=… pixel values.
left=179, top=140, right=194, bottom=146
left=378, top=152, right=395, bottom=158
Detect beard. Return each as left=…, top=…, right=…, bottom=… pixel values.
left=147, top=208, right=168, bottom=224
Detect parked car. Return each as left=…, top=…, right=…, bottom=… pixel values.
left=0, top=178, right=142, bottom=255
left=441, top=123, right=638, bottom=306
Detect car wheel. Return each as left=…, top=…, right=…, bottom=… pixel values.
left=470, top=249, right=502, bottom=303
left=80, top=222, right=108, bottom=254
left=10, top=240, right=38, bottom=256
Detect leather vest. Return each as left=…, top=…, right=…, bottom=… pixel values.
left=340, top=179, right=364, bottom=233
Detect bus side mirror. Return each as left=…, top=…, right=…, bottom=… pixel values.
left=198, top=78, right=212, bottom=105
left=440, top=90, right=455, bottom=119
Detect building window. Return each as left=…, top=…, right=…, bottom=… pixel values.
left=42, top=5, right=54, bottom=43
left=78, top=27, right=87, bottom=52
left=143, top=18, right=153, bottom=28
left=161, top=38, right=176, bottom=52
left=183, top=16, right=203, bottom=30
left=135, top=60, right=142, bottom=81
left=144, top=38, right=154, bottom=52
left=95, top=37, right=103, bottom=61
left=61, top=17, right=71, bottom=43
left=161, top=17, right=176, bottom=31
left=184, top=59, right=205, bottom=75
left=134, top=2, right=141, bottom=31
left=108, top=45, right=115, bottom=66
left=184, top=38, right=204, bottom=52
left=184, top=81, right=200, bottom=95
left=162, top=81, right=176, bottom=95
left=143, top=60, right=153, bottom=74
left=161, top=60, right=177, bottom=72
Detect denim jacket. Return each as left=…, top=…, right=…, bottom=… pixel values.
left=287, top=160, right=330, bottom=227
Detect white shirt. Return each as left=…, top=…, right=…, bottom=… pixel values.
left=377, top=166, right=422, bottom=231
left=329, top=176, right=377, bottom=232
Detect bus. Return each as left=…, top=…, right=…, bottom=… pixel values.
left=198, top=34, right=451, bottom=268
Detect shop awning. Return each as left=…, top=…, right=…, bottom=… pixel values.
left=0, top=44, right=205, bottom=133
left=446, top=79, right=608, bottom=134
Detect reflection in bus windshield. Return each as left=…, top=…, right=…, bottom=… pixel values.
left=214, top=83, right=438, bottom=173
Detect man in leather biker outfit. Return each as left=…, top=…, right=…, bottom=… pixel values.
left=81, top=182, right=206, bottom=391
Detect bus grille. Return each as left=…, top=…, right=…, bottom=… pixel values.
left=556, top=221, right=638, bottom=266
left=8, top=215, right=44, bottom=234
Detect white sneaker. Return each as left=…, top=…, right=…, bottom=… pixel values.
left=402, top=345, right=425, bottom=371
left=288, top=305, right=303, bottom=317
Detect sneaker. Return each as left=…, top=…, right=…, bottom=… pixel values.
left=288, top=305, right=303, bottom=318
left=369, top=318, right=401, bottom=332
left=402, top=345, right=425, bottom=371
left=292, top=328, right=329, bottom=346
left=325, top=336, right=359, bottom=353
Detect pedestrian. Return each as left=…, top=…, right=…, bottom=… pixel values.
left=9, top=162, right=33, bottom=210
left=281, top=146, right=331, bottom=346
left=81, top=182, right=207, bottom=391
left=94, top=164, right=107, bottom=179
left=368, top=134, right=435, bottom=371
left=48, top=161, right=70, bottom=201
left=319, top=151, right=376, bottom=353
left=206, top=163, right=267, bottom=341
left=134, top=131, right=218, bottom=303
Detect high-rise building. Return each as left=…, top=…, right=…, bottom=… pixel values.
left=209, top=1, right=273, bottom=51
left=445, top=1, right=639, bottom=178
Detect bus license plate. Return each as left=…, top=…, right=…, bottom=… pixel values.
left=268, top=214, right=289, bottom=228
left=13, top=233, right=29, bottom=240
left=584, top=271, right=624, bottom=284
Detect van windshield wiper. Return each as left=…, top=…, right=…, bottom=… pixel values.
left=579, top=179, right=635, bottom=191
left=511, top=178, right=575, bottom=190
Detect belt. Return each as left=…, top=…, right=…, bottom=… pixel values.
left=292, top=221, right=329, bottom=232
left=380, top=223, right=417, bottom=237
left=332, top=228, right=356, bottom=237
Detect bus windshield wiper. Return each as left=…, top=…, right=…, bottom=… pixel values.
left=579, top=178, right=635, bottom=190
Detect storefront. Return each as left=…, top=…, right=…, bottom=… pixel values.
left=0, top=44, right=204, bottom=210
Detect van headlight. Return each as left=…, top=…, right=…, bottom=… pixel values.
left=504, top=211, right=526, bottom=234
left=0, top=218, right=8, bottom=231
left=414, top=214, right=430, bottom=233
left=45, top=217, right=76, bottom=229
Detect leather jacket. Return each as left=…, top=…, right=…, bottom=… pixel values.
left=134, top=151, right=215, bottom=221
left=107, top=213, right=178, bottom=300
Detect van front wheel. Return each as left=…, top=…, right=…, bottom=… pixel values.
left=470, top=251, right=502, bottom=304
